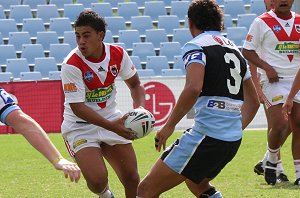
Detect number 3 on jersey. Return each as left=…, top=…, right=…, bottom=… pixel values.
left=224, top=53, right=242, bottom=95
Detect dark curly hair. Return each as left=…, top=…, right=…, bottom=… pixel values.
left=74, top=10, right=107, bottom=34
left=188, top=0, right=224, bottom=31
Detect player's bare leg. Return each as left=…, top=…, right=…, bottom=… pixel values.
left=186, top=179, right=222, bottom=197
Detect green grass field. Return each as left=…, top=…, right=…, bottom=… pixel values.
left=0, top=130, right=299, bottom=198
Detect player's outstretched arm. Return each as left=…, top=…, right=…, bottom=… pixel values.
left=5, top=110, right=81, bottom=183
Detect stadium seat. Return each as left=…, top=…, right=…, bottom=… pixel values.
left=136, top=69, right=155, bottom=77
left=22, top=18, right=45, bottom=37
left=0, top=45, right=17, bottom=66
left=49, top=43, right=71, bottom=64
left=104, top=0, right=120, bottom=8
left=63, top=4, right=85, bottom=24
left=145, top=29, right=168, bottom=49
left=0, top=32, right=3, bottom=44
left=36, top=31, right=59, bottom=51
left=159, top=42, right=182, bottom=61
left=130, top=56, right=142, bottom=70
left=146, top=56, right=169, bottom=75
left=105, top=16, right=126, bottom=36
left=8, top=32, right=31, bottom=52
left=20, top=71, right=43, bottom=80
left=48, top=70, right=61, bottom=80
left=77, top=0, right=98, bottom=9
left=117, top=2, right=140, bottom=21
left=172, top=28, right=192, bottom=46
left=0, top=19, right=18, bottom=39
left=250, top=0, right=266, bottom=15
left=215, top=0, right=225, bottom=5
left=6, top=58, right=30, bottom=77
left=118, top=29, right=141, bottom=50
left=131, top=16, right=153, bottom=36
left=223, top=0, right=245, bottom=19
left=0, top=5, right=5, bottom=19
left=170, top=1, right=190, bottom=20
left=36, top=4, right=59, bottom=24
left=49, top=0, right=72, bottom=9
left=34, top=57, right=58, bottom=77
left=9, top=5, right=32, bottom=24
left=161, top=68, right=184, bottom=76
left=143, top=1, right=166, bottom=21
left=23, top=0, right=47, bottom=10
left=237, top=13, right=257, bottom=30
left=0, top=72, right=13, bottom=82
left=113, top=42, right=126, bottom=49
left=157, top=15, right=180, bottom=35
left=223, top=14, right=233, bottom=32
left=173, top=55, right=185, bottom=72
left=0, top=0, right=21, bottom=10
left=132, top=42, right=155, bottom=62
left=91, top=3, right=113, bottom=17
left=135, top=0, right=147, bottom=7
left=226, top=26, right=248, bottom=47
left=103, top=30, right=114, bottom=43
left=21, top=44, right=45, bottom=64
left=63, top=31, right=77, bottom=49
left=49, top=17, right=72, bottom=37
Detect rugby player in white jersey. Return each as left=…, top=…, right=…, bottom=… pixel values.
left=242, top=0, right=300, bottom=185
left=60, top=10, right=145, bottom=198
left=137, top=0, right=259, bottom=197
left=0, top=87, right=81, bottom=182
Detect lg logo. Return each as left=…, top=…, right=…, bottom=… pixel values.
left=143, top=82, right=175, bottom=126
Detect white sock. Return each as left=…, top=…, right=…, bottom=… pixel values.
left=294, top=159, right=300, bottom=179
left=277, top=160, right=284, bottom=175
left=99, top=185, right=114, bottom=198
left=262, top=150, right=269, bottom=162
left=267, top=147, right=280, bottom=164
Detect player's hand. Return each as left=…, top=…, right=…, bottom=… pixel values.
left=54, top=158, right=81, bottom=183
left=154, top=124, right=175, bottom=152
left=111, top=114, right=135, bottom=140
left=265, top=67, right=279, bottom=83
left=282, top=98, right=293, bottom=119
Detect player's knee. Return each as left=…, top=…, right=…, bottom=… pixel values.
left=121, top=171, right=140, bottom=187
left=137, top=179, right=156, bottom=197
left=86, top=177, right=108, bottom=194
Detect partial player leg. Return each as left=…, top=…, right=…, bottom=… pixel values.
left=185, top=179, right=222, bottom=198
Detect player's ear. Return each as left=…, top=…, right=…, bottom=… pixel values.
left=98, top=31, right=105, bottom=42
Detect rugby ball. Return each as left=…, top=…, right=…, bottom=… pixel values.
left=124, top=108, right=155, bottom=139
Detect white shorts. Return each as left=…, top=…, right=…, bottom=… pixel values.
left=62, top=112, right=131, bottom=157
left=261, top=78, right=300, bottom=109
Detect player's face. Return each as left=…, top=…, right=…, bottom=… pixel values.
left=273, top=0, right=294, bottom=14
left=75, top=26, right=104, bottom=59
left=264, top=0, right=274, bottom=11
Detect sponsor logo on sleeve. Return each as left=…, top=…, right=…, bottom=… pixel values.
left=63, top=83, right=78, bottom=92
left=246, top=34, right=253, bottom=42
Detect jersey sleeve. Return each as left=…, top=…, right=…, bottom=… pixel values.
left=182, top=42, right=206, bottom=69
left=119, top=49, right=136, bottom=80
left=61, top=63, right=86, bottom=104
left=0, top=88, right=20, bottom=124
left=243, top=18, right=263, bottom=51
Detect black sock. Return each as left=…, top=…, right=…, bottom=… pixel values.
left=198, top=187, right=217, bottom=198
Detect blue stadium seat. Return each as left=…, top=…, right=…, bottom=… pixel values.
left=0, top=0, right=21, bottom=10
left=49, top=0, right=72, bottom=9
left=223, top=14, right=233, bottom=32
left=216, top=0, right=225, bottom=5
left=136, top=69, right=155, bottom=77
left=237, top=14, right=257, bottom=30
left=118, top=29, right=141, bottom=50
left=91, top=3, right=113, bottom=17
left=226, top=26, right=248, bottom=47
left=36, top=31, right=59, bottom=51
left=49, top=17, right=72, bottom=37
left=23, top=0, right=47, bottom=10
left=173, top=55, right=185, bottom=72
left=145, top=29, right=168, bottom=49
left=117, top=2, right=140, bottom=21
left=6, top=58, right=30, bottom=77
left=63, top=4, right=85, bottom=24
left=159, top=42, right=182, bottom=61
left=170, top=1, right=190, bottom=20
left=104, top=0, right=121, bottom=8
left=21, top=44, right=45, bottom=64
left=34, top=57, right=58, bottom=77
left=223, top=0, right=245, bottom=19
left=131, top=16, right=153, bottom=35
left=105, top=16, right=126, bottom=35
left=77, top=0, right=98, bottom=9
left=20, top=71, right=43, bottom=80
left=0, top=5, right=5, bottom=19
left=63, top=31, right=77, bottom=49
left=250, top=0, right=266, bottom=15
left=158, top=15, right=180, bottom=35
left=135, top=0, right=147, bottom=7
left=0, top=45, right=17, bottom=65
left=8, top=32, right=31, bottom=52
left=146, top=56, right=169, bottom=75
left=161, top=68, right=184, bottom=76
left=113, top=42, right=126, bottom=50
left=130, top=56, right=142, bottom=70
left=0, top=32, right=3, bottom=44
left=144, top=1, right=166, bottom=21
left=0, top=72, right=13, bottom=82
left=36, top=4, right=59, bottom=24
left=22, top=18, right=45, bottom=37
left=172, top=28, right=192, bottom=46
left=9, top=5, right=32, bottom=24
left=132, top=42, right=155, bottom=62
left=48, top=70, right=61, bottom=80
left=103, top=30, right=114, bottom=43
left=0, top=19, right=18, bottom=38
left=49, top=43, right=71, bottom=63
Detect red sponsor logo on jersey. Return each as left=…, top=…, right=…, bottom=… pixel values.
left=142, top=82, right=176, bottom=126
left=212, top=35, right=223, bottom=45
